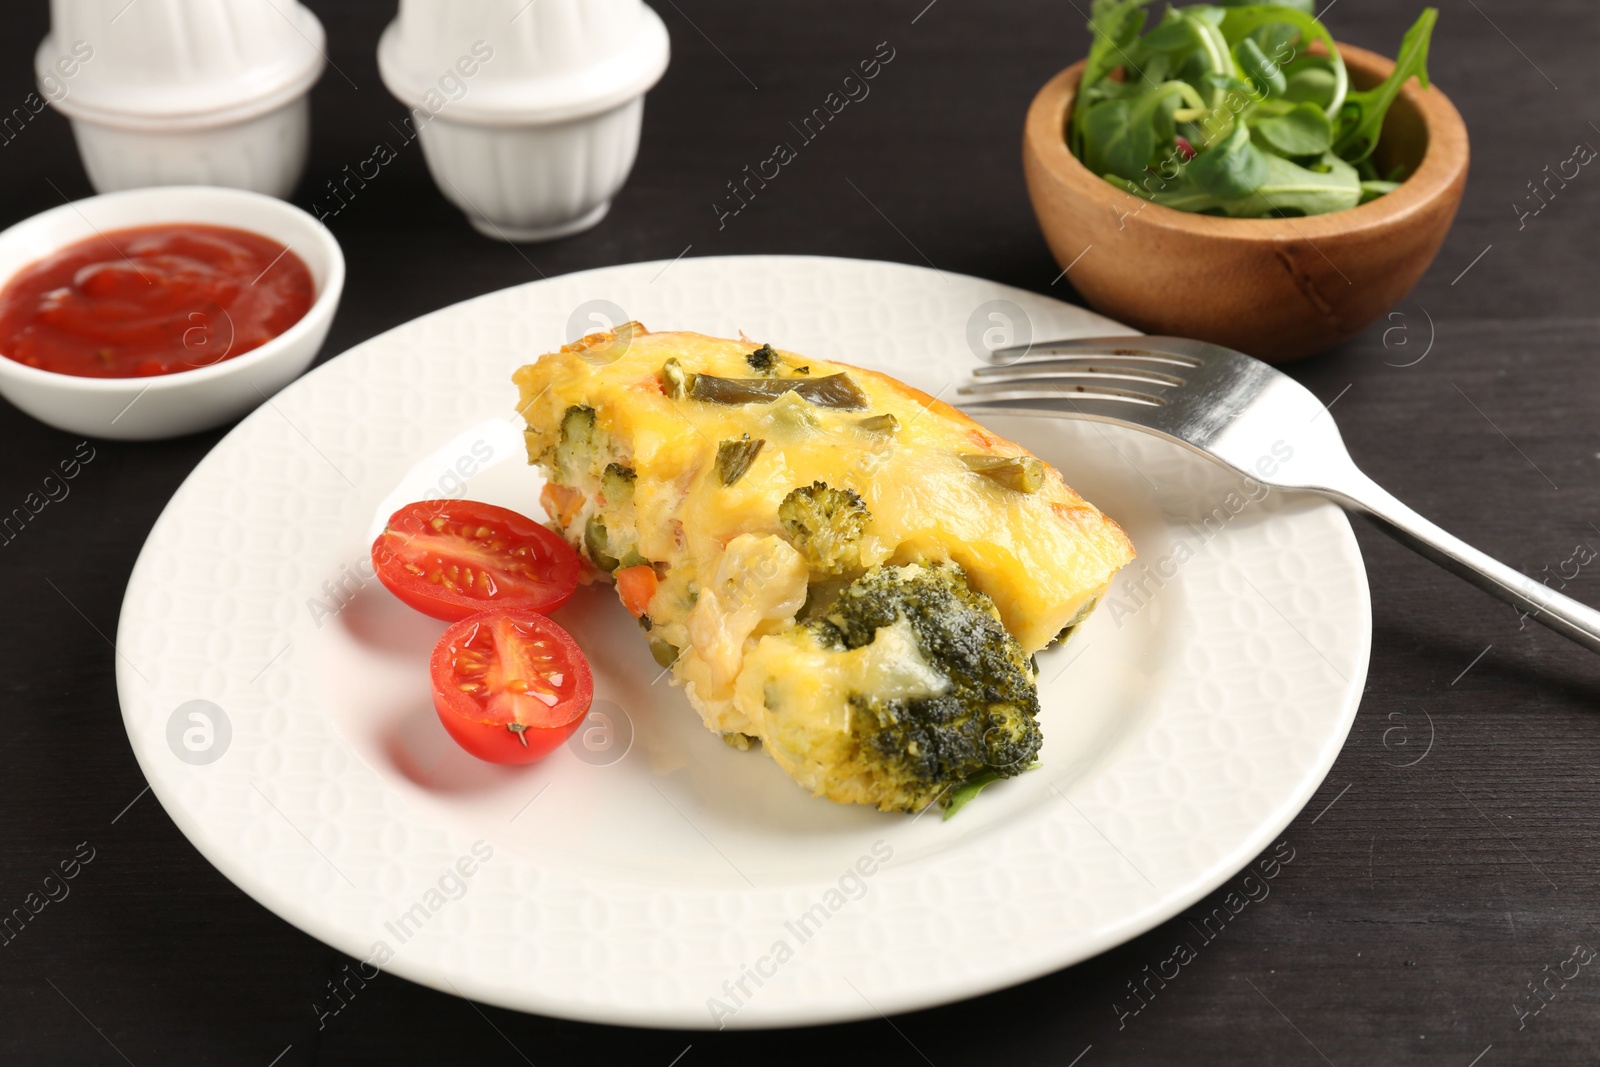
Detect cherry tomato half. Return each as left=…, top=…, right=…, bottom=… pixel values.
left=430, top=609, right=593, bottom=764
left=372, top=499, right=580, bottom=621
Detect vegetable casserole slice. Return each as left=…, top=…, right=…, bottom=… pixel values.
left=514, top=323, right=1134, bottom=813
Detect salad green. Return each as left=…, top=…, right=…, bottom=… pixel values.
left=1069, top=1, right=1438, bottom=217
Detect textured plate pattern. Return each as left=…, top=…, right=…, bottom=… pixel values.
left=116, top=256, right=1370, bottom=1029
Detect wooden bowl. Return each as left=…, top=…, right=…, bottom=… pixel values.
left=1022, top=43, right=1469, bottom=362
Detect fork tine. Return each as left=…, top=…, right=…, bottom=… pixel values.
left=960, top=395, right=1168, bottom=425
left=972, top=358, right=1188, bottom=387
left=989, top=335, right=1206, bottom=367
left=958, top=378, right=1167, bottom=406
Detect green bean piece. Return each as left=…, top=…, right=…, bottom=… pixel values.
left=961, top=454, right=1046, bottom=493
left=661, top=358, right=691, bottom=399
left=856, top=413, right=900, bottom=434
left=715, top=436, right=766, bottom=486
left=674, top=369, right=869, bottom=409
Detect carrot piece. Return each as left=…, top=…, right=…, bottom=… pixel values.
left=539, top=483, right=586, bottom=529
left=615, top=564, right=658, bottom=618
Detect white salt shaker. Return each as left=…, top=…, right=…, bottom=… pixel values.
left=36, top=0, right=326, bottom=198
left=377, top=0, right=670, bottom=242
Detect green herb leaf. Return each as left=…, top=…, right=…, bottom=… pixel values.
left=1218, top=5, right=1348, bottom=115
left=1139, top=9, right=1233, bottom=109
left=1124, top=147, right=1360, bottom=216
left=1234, top=37, right=1287, bottom=97
left=942, top=762, right=1042, bottom=820
left=1088, top=80, right=1206, bottom=180
left=1333, top=7, right=1437, bottom=162
left=1082, top=99, right=1151, bottom=181
left=1359, top=179, right=1400, bottom=203
left=1141, top=11, right=1211, bottom=54
left=1253, top=151, right=1362, bottom=214
left=943, top=771, right=1003, bottom=819
left=1187, top=124, right=1270, bottom=198
left=1283, top=61, right=1338, bottom=107
left=1072, top=0, right=1159, bottom=156
left=1215, top=0, right=1311, bottom=64
left=1252, top=101, right=1332, bottom=155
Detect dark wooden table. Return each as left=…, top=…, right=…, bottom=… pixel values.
left=3, top=1, right=1598, bottom=1063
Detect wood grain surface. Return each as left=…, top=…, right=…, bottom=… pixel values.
left=0, top=1, right=1596, bottom=1063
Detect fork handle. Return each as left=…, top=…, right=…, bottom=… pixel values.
left=1331, top=470, right=1600, bottom=655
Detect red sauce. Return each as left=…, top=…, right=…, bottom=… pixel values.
left=0, top=223, right=316, bottom=378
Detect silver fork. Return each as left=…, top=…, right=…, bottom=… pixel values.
left=958, top=335, right=1600, bottom=655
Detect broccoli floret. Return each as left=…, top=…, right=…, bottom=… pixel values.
left=778, top=481, right=869, bottom=576
left=600, top=461, right=635, bottom=505
left=587, top=463, right=644, bottom=572
left=809, top=562, right=1042, bottom=813
left=549, top=405, right=601, bottom=482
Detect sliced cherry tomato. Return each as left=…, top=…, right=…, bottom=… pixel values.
left=430, top=609, right=593, bottom=764
left=372, top=499, right=580, bottom=621
left=614, top=564, right=658, bottom=618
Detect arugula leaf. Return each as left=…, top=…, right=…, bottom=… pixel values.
left=1234, top=37, right=1287, bottom=97
left=1072, top=0, right=1159, bottom=155
left=942, top=762, right=1041, bottom=820
left=1188, top=124, right=1270, bottom=197
left=1084, top=0, right=1159, bottom=85
left=942, top=771, right=1003, bottom=819
left=1119, top=146, right=1360, bottom=217
left=1332, top=7, right=1437, bottom=162
left=1141, top=11, right=1212, bottom=54
left=1142, top=9, right=1235, bottom=113
left=1359, top=179, right=1401, bottom=203
left=1250, top=151, right=1362, bottom=215
left=1085, top=83, right=1200, bottom=180
left=1082, top=100, right=1148, bottom=180
left=1138, top=51, right=1176, bottom=86
left=1217, top=5, right=1348, bottom=116
left=1252, top=101, right=1333, bottom=155
left=1283, top=60, right=1338, bottom=107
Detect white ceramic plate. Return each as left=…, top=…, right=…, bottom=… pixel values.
left=117, top=256, right=1370, bottom=1029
